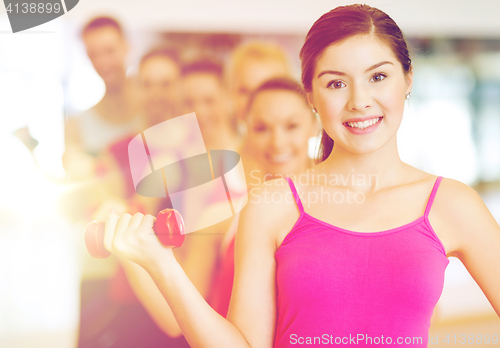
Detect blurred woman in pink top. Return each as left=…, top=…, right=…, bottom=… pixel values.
left=207, top=77, right=319, bottom=318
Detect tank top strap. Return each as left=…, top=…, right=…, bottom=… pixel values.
left=424, top=176, right=444, bottom=218
left=285, top=177, right=304, bottom=214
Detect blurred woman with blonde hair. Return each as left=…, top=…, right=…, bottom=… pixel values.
left=226, top=40, right=294, bottom=183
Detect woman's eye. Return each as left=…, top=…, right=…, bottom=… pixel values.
left=371, top=73, right=387, bottom=82
left=327, top=80, right=346, bottom=89
left=253, top=125, right=267, bottom=133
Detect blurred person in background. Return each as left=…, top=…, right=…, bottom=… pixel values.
left=78, top=46, right=190, bottom=348
left=85, top=55, right=249, bottom=347
left=178, top=57, right=245, bottom=256
left=58, top=16, right=146, bottom=348
left=59, top=16, right=142, bottom=227
left=226, top=41, right=293, bottom=124
left=181, top=58, right=240, bottom=152
left=107, top=46, right=182, bottom=208
left=63, top=16, right=141, bottom=181
left=171, top=61, right=314, bottom=331
left=175, top=62, right=308, bottom=318
left=137, top=46, right=182, bottom=128
left=207, top=76, right=320, bottom=318
left=225, top=41, right=294, bottom=183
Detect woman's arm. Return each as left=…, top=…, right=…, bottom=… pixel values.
left=118, top=216, right=228, bottom=338
left=103, top=180, right=291, bottom=348
left=437, top=178, right=500, bottom=316
left=118, top=257, right=184, bottom=337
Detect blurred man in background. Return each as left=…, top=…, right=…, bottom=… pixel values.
left=78, top=45, right=191, bottom=348
left=181, top=58, right=240, bottom=152
left=63, top=16, right=141, bottom=181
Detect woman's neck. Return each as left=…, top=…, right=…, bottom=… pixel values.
left=316, top=136, right=407, bottom=194
left=204, top=124, right=241, bottom=152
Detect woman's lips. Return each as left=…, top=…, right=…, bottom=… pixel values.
left=343, top=116, right=383, bottom=134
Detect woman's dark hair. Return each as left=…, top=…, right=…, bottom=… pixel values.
left=245, top=77, right=310, bottom=119
left=300, top=4, right=412, bottom=163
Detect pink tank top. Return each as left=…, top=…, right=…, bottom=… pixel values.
left=274, top=176, right=449, bottom=347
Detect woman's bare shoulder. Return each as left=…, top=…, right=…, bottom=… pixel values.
left=403, top=166, right=479, bottom=218
left=435, top=176, right=481, bottom=205
left=242, top=176, right=299, bottom=226
left=430, top=175, right=494, bottom=255
left=432, top=176, right=491, bottom=225
left=237, top=176, right=301, bottom=249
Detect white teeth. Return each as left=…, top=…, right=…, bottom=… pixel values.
left=346, top=117, right=381, bottom=130
left=271, top=154, right=292, bottom=163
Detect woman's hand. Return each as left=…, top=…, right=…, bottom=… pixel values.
left=103, top=208, right=175, bottom=272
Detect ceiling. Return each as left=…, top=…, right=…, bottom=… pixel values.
left=0, top=0, right=499, bottom=37
left=58, top=0, right=500, bottom=37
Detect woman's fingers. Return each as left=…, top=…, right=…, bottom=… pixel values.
left=128, top=212, right=146, bottom=232
left=103, top=210, right=167, bottom=267
left=125, top=213, right=146, bottom=244
left=104, top=209, right=121, bottom=252
left=113, top=213, right=132, bottom=251
left=138, top=214, right=156, bottom=235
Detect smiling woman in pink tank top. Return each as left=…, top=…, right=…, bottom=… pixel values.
left=102, top=4, right=500, bottom=348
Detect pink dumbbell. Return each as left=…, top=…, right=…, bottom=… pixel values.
left=85, top=209, right=185, bottom=258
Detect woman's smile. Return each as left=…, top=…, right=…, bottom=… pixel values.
left=265, top=152, right=294, bottom=164
left=343, top=116, right=383, bottom=134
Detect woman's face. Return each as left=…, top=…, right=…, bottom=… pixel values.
left=232, top=59, right=289, bottom=121
left=247, top=90, right=318, bottom=177
left=309, top=34, right=413, bottom=155
left=139, top=56, right=180, bottom=125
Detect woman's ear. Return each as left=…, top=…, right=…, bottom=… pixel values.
left=306, top=92, right=322, bottom=135
left=306, top=92, right=315, bottom=110
left=405, top=66, right=414, bottom=94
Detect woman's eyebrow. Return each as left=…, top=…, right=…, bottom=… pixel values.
left=317, top=61, right=394, bottom=78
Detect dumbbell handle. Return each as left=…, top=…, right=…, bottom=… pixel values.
left=85, top=209, right=185, bottom=259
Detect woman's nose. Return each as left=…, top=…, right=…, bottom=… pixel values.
left=270, top=129, right=285, bottom=149
left=347, top=84, right=372, bottom=111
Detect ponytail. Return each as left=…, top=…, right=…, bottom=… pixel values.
left=316, top=129, right=334, bottom=164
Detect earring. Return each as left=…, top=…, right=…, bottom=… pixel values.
left=406, top=92, right=412, bottom=100
left=312, top=108, right=319, bottom=117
